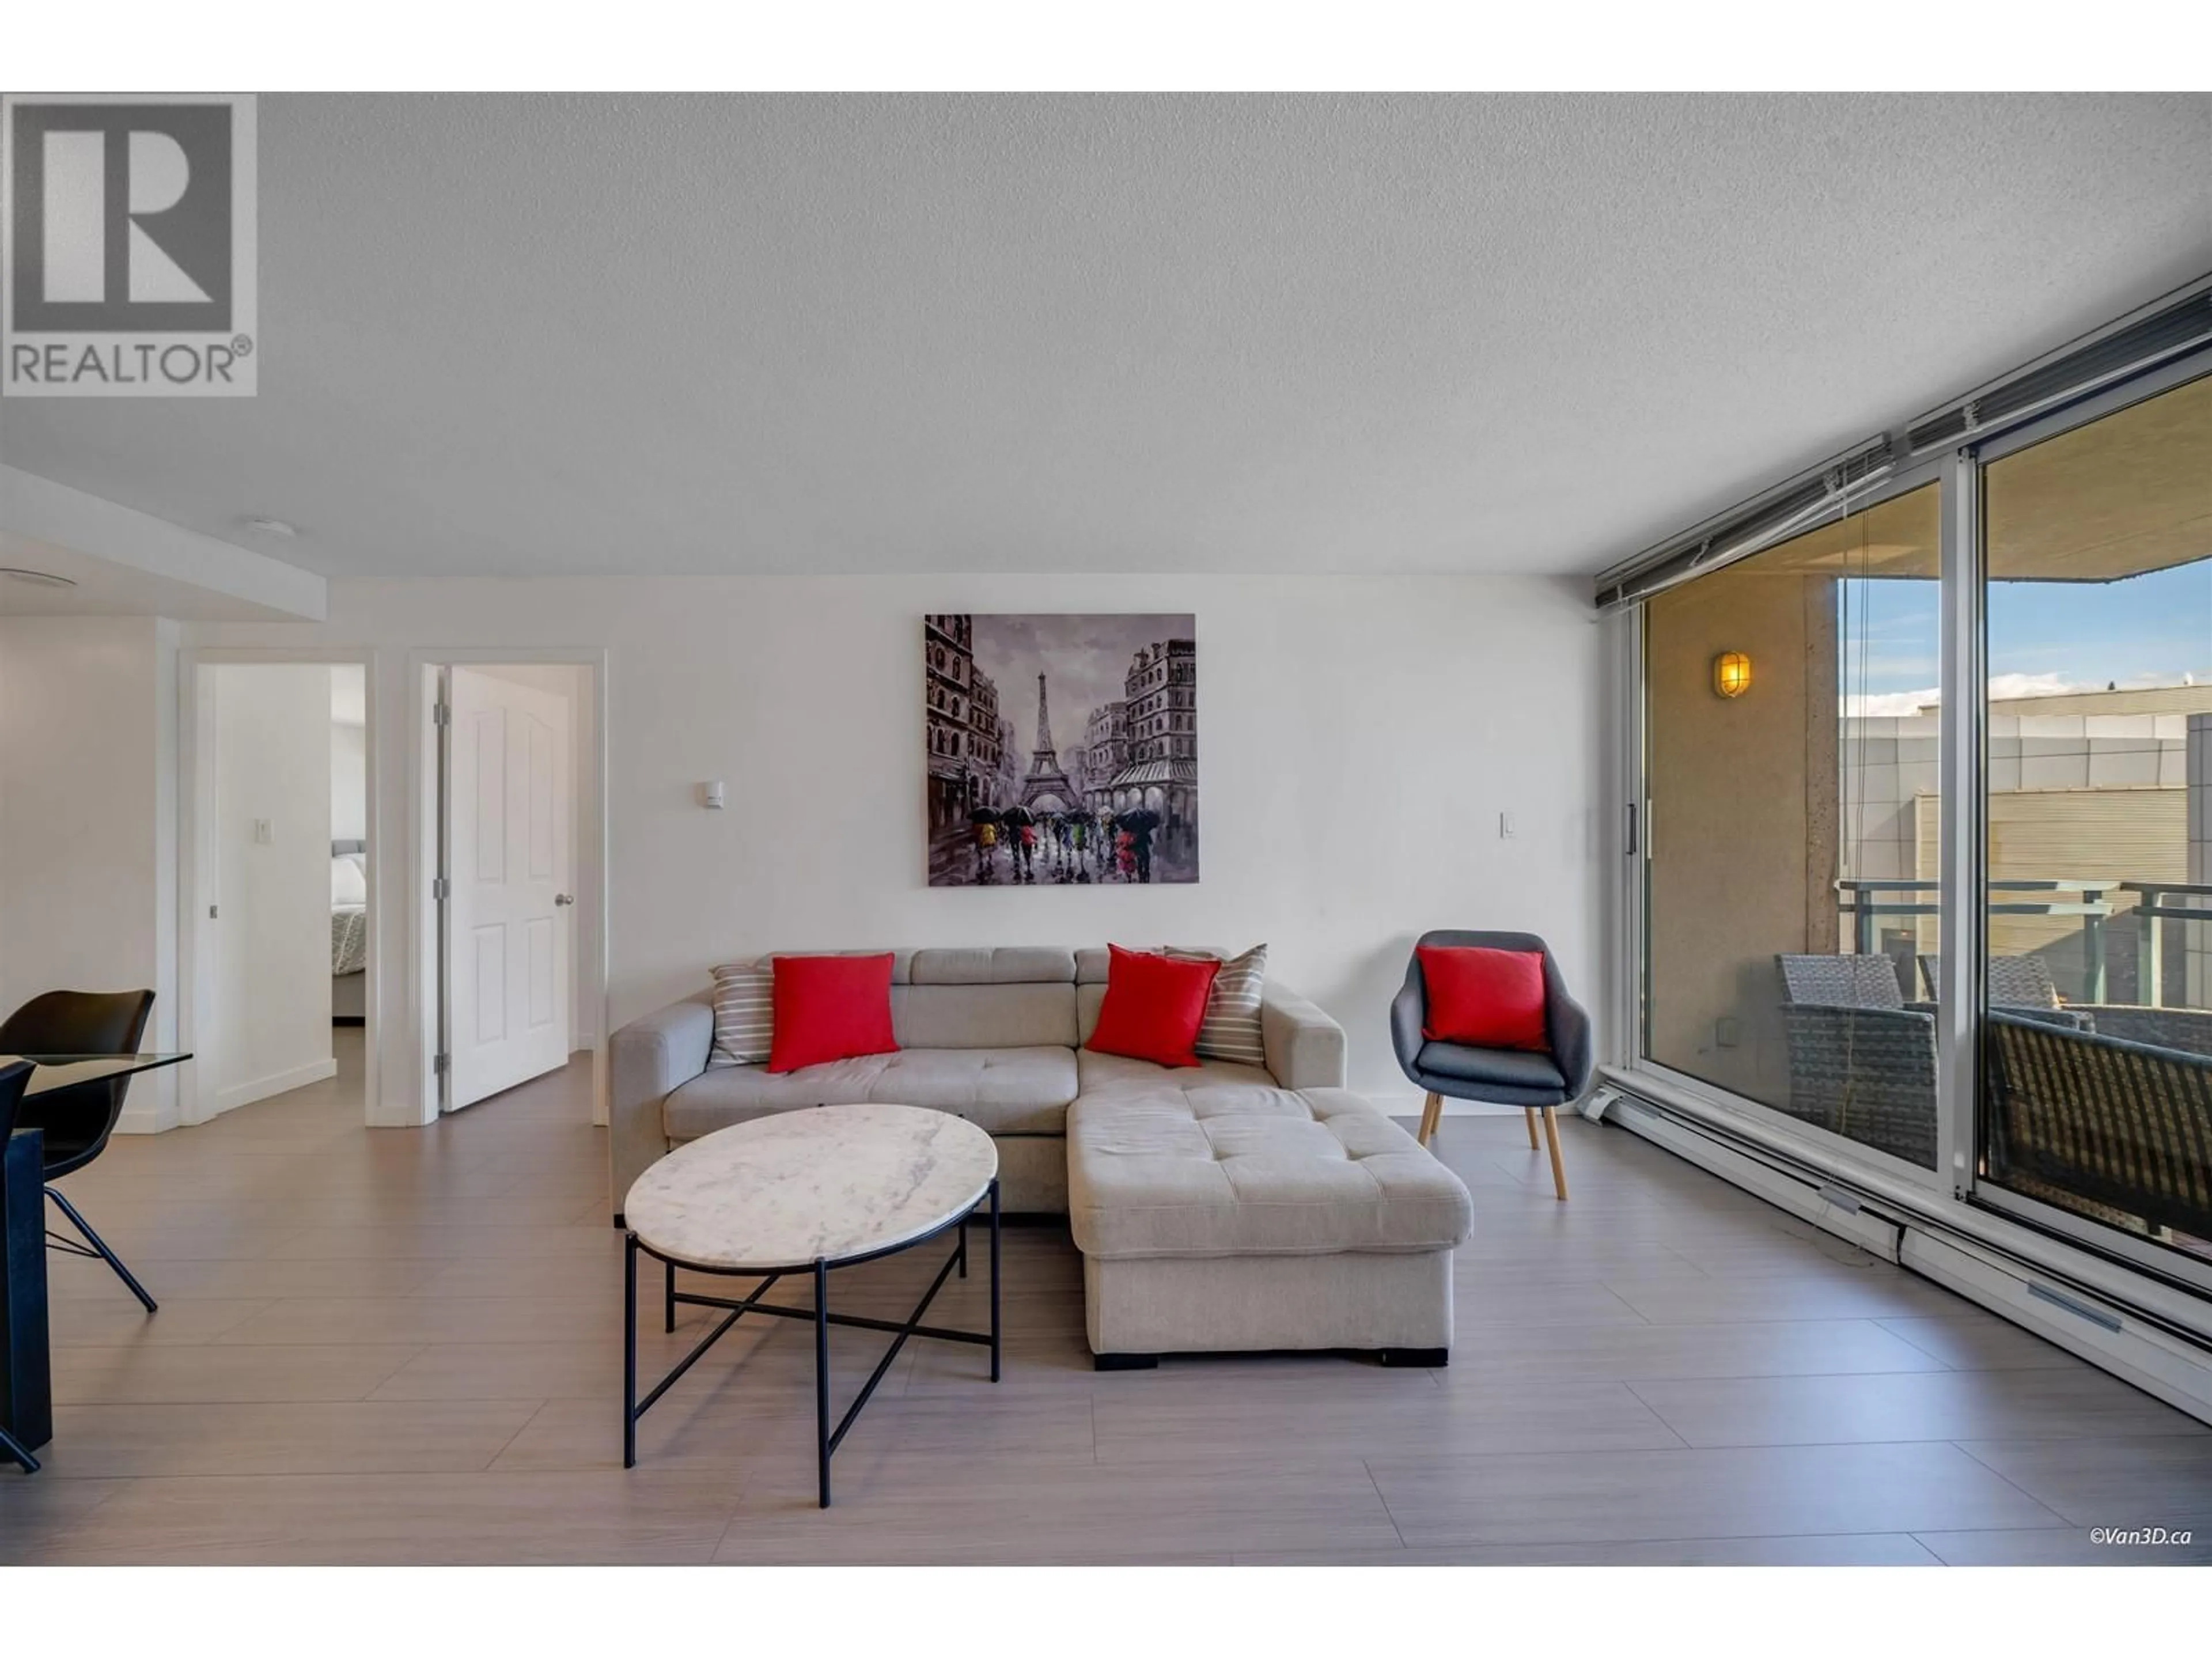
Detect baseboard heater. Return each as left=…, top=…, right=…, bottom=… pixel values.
left=1592, top=1088, right=1907, bottom=1263
left=1590, top=1080, right=2212, bottom=1427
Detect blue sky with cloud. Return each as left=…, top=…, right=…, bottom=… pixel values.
left=1844, top=559, right=2212, bottom=711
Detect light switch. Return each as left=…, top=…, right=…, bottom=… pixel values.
left=253, top=818, right=272, bottom=844
left=1499, top=811, right=1517, bottom=839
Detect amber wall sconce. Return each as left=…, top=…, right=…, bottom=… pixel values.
left=1712, top=650, right=1752, bottom=699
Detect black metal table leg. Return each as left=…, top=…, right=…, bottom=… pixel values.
left=622, top=1178, right=1005, bottom=1497
left=813, top=1257, right=831, bottom=1509
left=623, top=1232, right=638, bottom=1469
left=0, top=1422, right=36, bottom=1474
left=46, top=1188, right=157, bottom=1313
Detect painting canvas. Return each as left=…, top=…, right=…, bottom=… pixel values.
left=926, top=613, right=1197, bottom=887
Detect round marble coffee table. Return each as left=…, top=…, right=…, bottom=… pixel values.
left=620, top=1103, right=1001, bottom=1506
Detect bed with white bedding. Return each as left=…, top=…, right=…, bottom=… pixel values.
left=332, top=842, right=367, bottom=1022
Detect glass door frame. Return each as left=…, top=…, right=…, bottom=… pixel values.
left=1622, top=452, right=1955, bottom=1195
left=1953, top=353, right=2212, bottom=1300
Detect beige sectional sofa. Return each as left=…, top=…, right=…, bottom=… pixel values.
left=608, top=946, right=1474, bottom=1364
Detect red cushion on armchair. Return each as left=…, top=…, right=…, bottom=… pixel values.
left=1416, top=945, right=1549, bottom=1052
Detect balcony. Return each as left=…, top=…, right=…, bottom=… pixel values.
left=1779, top=879, right=2211, bottom=1248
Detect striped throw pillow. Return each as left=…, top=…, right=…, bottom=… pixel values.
left=707, top=961, right=775, bottom=1066
left=1168, top=944, right=1268, bottom=1067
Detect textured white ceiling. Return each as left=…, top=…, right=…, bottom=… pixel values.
left=1, top=92, right=2206, bottom=581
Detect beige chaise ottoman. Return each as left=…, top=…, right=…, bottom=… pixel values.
left=1067, top=1080, right=1475, bottom=1368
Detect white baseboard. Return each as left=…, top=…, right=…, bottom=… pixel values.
left=1604, top=1092, right=1906, bottom=1260
left=212, top=1056, right=339, bottom=1116
left=115, top=1100, right=181, bottom=1135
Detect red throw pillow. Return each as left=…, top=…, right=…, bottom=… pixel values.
left=1417, top=945, right=1550, bottom=1052
left=767, top=953, right=899, bottom=1073
left=1086, top=944, right=1221, bottom=1069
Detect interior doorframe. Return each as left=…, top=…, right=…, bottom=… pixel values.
left=177, top=645, right=380, bottom=1128
left=408, top=647, right=610, bottom=1127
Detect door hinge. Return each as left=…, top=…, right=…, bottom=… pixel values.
left=208, top=904, right=219, bottom=919
left=1625, top=802, right=1640, bottom=856
left=433, top=700, right=452, bottom=728
left=433, top=1052, right=450, bottom=1077
left=432, top=876, right=450, bottom=901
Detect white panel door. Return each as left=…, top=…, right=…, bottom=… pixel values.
left=446, top=666, right=572, bottom=1109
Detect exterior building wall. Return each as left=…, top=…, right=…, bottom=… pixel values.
left=1645, top=562, right=1820, bottom=1104
left=1849, top=695, right=2211, bottom=1004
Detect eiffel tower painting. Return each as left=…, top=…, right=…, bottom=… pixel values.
left=927, top=612, right=1199, bottom=887
left=1019, top=673, right=1077, bottom=813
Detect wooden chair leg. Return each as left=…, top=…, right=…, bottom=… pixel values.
left=1417, top=1091, right=1442, bottom=1146
left=1540, top=1106, right=1569, bottom=1200
left=1524, top=1107, right=1541, bottom=1149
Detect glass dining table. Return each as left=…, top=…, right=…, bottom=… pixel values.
left=2, top=1052, right=190, bottom=1474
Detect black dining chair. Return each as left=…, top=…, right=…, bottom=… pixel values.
left=1389, top=930, right=1592, bottom=1200
left=0, top=991, right=159, bottom=1312
left=0, top=1057, right=40, bottom=1472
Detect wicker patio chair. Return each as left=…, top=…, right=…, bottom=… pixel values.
left=1916, top=953, right=2094, bottom=1032
left=1777, top=1003, right=1938, bottom=1169
left=1778, top=953, right=1906, bottom=1009
left=1921, top=953, right=2212, bottom=1053
left=2062, top=1004, right=2212, bottom=1059
left=1984, top=1012, right=2212, bottom=1241
left=1775, top=955, right=1937, bottom=1169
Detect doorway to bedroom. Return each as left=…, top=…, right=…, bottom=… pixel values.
left=182, top=658, right=375, bottom=1123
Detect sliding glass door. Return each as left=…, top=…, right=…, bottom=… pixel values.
left=1975, top=372, right=2212, bottom=1260
left=1642, top=481, right=1944, bottom=1173
left=1619, top=282, right=2212, bottom=1317
left=1633, top=354, right=2209, bottom=1272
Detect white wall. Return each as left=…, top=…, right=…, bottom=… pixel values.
left=185, top=573, right=1604, bottom=1109
left=0, top=614, right=180, bottom=1127
left=202, top=663, right=334, bottom=1111
left=331, top=662, right=368, bottom=842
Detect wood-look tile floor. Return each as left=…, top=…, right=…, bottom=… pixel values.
left=7, top=1029, right=2211, bottom=1566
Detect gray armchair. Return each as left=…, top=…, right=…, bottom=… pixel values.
left=1390, top=929, right=1592, bottom=1199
